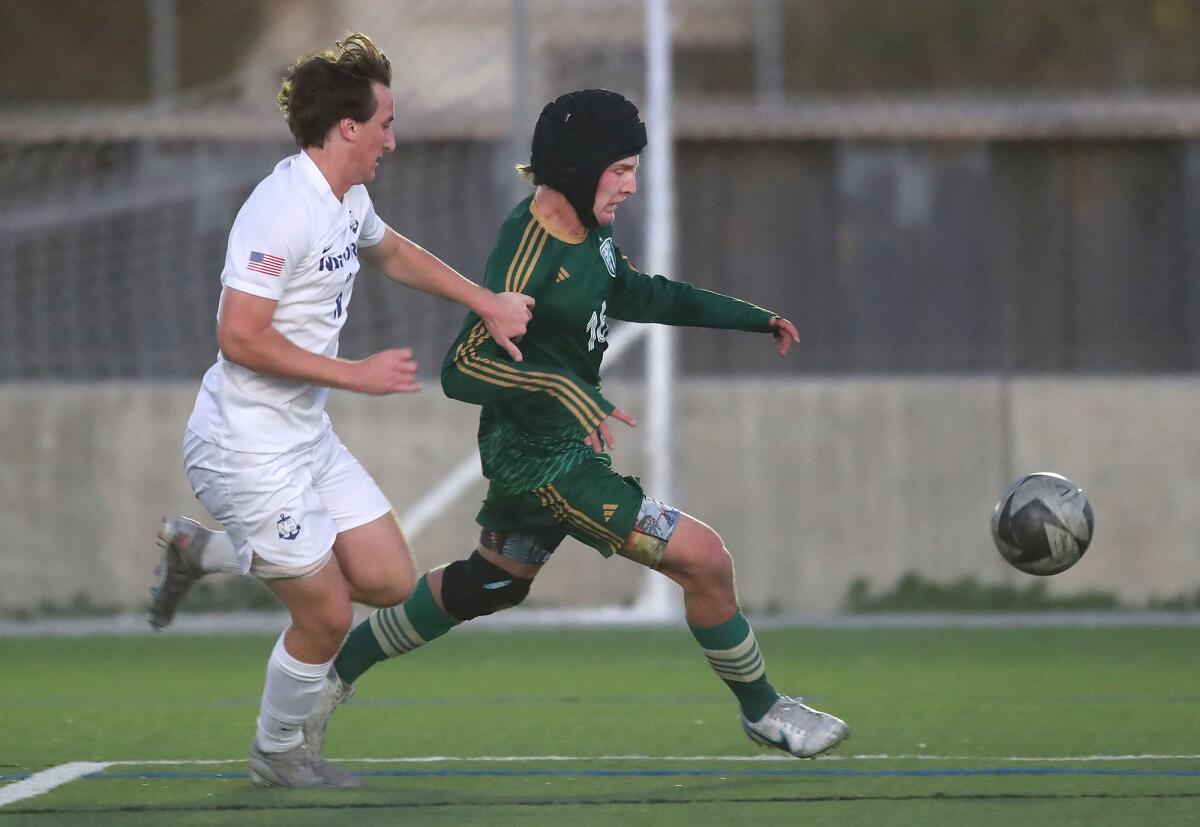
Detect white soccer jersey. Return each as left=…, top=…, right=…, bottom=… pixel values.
left=188, top=151, right=386, bottom=452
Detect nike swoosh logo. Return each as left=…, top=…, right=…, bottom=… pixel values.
left=321, top=244, right=333, bottom=254
left=483, top=580, right=512, bottom=590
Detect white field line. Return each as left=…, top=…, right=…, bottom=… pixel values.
left=0, top=762, right=112, bottom=807
left=6, top=753, right=1197, bottom=808
left=99, top=752, right=1200, bottom=767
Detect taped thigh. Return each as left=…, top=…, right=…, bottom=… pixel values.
left=617, top=497, right=682, bottom=570
left=478, top=530, right=563, bottom=566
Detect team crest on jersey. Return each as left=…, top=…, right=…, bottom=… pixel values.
left=277, top=513, right=301, bottom=541
left=349, top=210, right=359, bottom=234
left=599, top=237, right=617, bottom=277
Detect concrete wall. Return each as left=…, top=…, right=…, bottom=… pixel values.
left=1, top=378, right=1197, bottom=615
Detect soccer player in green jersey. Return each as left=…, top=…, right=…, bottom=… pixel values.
left=313, top=90, right=849, bottom=761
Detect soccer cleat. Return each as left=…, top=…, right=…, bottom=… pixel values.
left=248, top=741, right=363, bottom=788
left=741, top=695, right=850, bottom=759
left=304, top=666, right=356, bottom=756
left=147, top=516, right=209, bottom=630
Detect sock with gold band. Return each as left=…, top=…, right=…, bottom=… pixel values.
left=334, top=574, right=458, bottom=684
left=689, top=609, right=780, bottom=722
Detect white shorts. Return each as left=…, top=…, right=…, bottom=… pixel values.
left=183, top=427, right=392, bottom=579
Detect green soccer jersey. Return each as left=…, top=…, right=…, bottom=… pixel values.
left=441, top=195, right=778, bottom=495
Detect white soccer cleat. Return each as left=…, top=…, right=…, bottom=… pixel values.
left=147, top=516, right=209, bottom=630
left=248, top=740, right=363, bottom=788
left=303, top=666, right=356, bottom=757
left=741, top=695, right=850, bottom=759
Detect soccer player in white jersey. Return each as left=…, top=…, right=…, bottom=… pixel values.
left=148, top=33, right=534, bottom=788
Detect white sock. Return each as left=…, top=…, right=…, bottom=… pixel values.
left=254, top=630, right=333, bottom=753
left=198, top=529, right=242, bottom=574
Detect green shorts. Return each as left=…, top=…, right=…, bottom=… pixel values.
left=476, top=455, right=645, bottom=558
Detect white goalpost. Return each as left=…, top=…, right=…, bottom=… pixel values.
left=400, top=0, right=680, bottom=625
left=630, top=0, right=682, bottom=621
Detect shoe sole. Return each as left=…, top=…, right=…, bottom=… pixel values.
left=249, top=763, right=363, bottom=788
left=249, top=769, right=276, bottom=787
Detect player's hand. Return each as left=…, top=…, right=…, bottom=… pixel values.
left=583, top=407, right=637, bottom=453
left=481, top=291, right=535, bottom=362
left=769, top=316, right=799, bottom=356
left=351, top=348, right=422, bottom=395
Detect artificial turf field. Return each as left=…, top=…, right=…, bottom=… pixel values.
left=1, top=625, right=1197, bottom=825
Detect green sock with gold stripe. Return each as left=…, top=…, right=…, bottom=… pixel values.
left=689, top=609, right=780, bottom=723
left=334, top=574, right=458, bottom=685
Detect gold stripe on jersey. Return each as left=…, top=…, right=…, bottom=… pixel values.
left=457, top=349, right=602, bottom=432
left=453, top=352, right=594, bottom=430
left=503, top=223, right=545, bottom=294
left=456, top=329, right=605, bottom=422
left=452, top=322, right=607, bottom=431
left=503, top=217, right=539, bottom=293
left=514, top=229, right=549, bottom=294
left=510, top=225, right=545, bottom=292
left=537, top=485, right=625, bottom=550
left=464, top=354, right=606, bottom=430
left=455, top=320, right=599, bottom=424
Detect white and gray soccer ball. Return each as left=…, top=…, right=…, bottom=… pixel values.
left=990, top=472, right=1094, bottom=576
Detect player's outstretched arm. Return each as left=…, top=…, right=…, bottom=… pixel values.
left=218, top=287, right=421, bottom=395
left=362, top=226, right=533, bottom=361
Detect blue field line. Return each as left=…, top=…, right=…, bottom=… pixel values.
left=88, top=767, right=1200, bottom=780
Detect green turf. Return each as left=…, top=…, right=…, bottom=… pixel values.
left=2, top=626, right=1198, bottom=825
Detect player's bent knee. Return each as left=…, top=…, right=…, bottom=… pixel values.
left=686, top=528, right=732, bottom=581
left=702, top=540, right=734, bottom=582
left=320, top=602, right=354, bottom=639
left=293, top=603, right=352, bottom=656
left=660, top=522, right=733, bottom=587
left=373, top=578, right=415, bottom=608
left=440, top=550, right=532, bottom=622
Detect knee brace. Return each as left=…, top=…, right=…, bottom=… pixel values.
left=440, top=550, right=532, bottom=622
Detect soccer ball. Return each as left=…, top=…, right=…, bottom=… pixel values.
left=990, top=472, right=1094, bottom=575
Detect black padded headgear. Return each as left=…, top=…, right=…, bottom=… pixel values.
left=530, top=89, right=647, bottom=228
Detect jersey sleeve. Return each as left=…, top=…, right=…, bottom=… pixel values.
left=356, top=193, right=386, bottom=248
left=221, top=196, right=310, bottom=301
left=442, top=320, right=616, bottom=435
left=606, top=245, right=777, bottom=332
left=441, top=215, right=615, bottom=434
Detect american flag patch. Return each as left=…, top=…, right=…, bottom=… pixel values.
left=246, top=250, right=285, bottom=277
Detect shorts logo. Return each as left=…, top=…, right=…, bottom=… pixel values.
left=277, top=513, right=301, bottom=540
left=599, top=237, right=617, bottom=277
left=602, top=503, right=619, bottom=522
